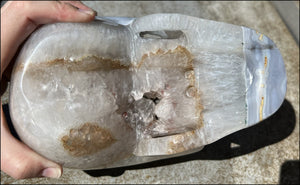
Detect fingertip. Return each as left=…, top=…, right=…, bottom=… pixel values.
left=61, top=1, right=97, bottom=19
left=63, top=1, right=95, bottom=12
left=41, top=166, right=62, bottom=178
left=75, top=9, right=97, bottom=22
left=56, top=2, right=96, bottom=23
left=1, top=125, right=62, bottom=179
left=78, top=9, right=97, bottom=16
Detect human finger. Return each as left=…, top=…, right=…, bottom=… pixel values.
left=1, top=1, right=96, bottom=75
left=1, top=105, right=62, bottom=179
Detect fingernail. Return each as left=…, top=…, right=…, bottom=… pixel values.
left=42, top=167, right=61, bottom=178
left=79, top=9, right=96, bottom=16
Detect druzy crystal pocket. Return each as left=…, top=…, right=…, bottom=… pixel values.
left=9, top=14, right=286, bottom=169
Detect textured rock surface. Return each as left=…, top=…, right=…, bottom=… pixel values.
left=1, top=1, right=299, bottom=184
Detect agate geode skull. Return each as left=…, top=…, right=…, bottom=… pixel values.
left=9, top=14, right=286, bottom=169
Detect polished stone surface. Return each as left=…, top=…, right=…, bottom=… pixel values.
left=1, top=1, right=299, bottom=184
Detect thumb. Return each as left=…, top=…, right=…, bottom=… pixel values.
left=22, top=1, right=97, bottom=24
left=1, top=107, right=62, bottom=179
left=1, top=1, right=97, bottom=75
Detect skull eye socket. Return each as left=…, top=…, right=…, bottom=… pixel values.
left=139, top=30, right=184, bottom=40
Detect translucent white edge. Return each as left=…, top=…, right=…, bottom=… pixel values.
left=243, top=27, right=287, bottom=126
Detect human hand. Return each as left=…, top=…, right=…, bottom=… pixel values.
left=1, top=1, right=96, bottom=179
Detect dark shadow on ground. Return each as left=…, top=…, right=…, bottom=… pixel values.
left=83, top=99, right=296, bottom=177
left=2, top=104, right=20, bottom=140
left=279, top=160, right=300, bottom=184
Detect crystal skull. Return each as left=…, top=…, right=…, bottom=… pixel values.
left=9, top=14, right=286, bottom=169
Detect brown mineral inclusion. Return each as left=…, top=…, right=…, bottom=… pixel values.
left=54, top=46, right=202, bottom=156
left=61, top=123, right=116, bottom=157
